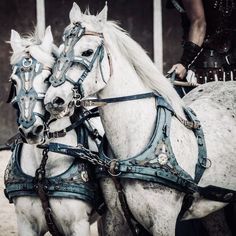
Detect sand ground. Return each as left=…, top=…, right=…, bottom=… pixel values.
left=0, top=150, right=98, bottom=236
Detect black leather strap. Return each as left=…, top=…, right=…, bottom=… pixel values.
left=180, top=41, right=202, bottom=69
left=47, top=107, right=100, bottom=139
left=80, top=92, right=157, bottom=107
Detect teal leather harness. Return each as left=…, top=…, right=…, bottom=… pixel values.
left=95, top=95, right=236, bottom=203
left=4, top=143, right=102, bottom=208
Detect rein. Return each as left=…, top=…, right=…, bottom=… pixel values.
left=77, top=92, right=200, bottom=130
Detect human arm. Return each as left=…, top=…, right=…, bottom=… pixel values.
left=168, top=0, right=206, bottom=79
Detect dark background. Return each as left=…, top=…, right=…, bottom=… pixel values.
left=0, top=0, right=182, bottom=143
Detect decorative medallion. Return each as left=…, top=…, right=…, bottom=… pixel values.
left=81, top=171, right=89, bottom=182
left=157, top=153, right=169, bottom=166
left=154, top=143, right=169, bottom=166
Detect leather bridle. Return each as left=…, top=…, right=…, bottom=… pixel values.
left=8, top=56, right=51, bottom=129
left=49, top=22, right=112, bottom=100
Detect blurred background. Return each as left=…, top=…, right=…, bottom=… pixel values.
left=0, top=0, right=182, bottom=143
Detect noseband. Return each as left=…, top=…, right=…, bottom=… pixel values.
left=8, top=56, right=50, bottom=129
left=49, top=22, right=111, bottom=99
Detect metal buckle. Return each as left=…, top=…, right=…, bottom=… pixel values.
left=199, top=158, right=212, bottom=169
left=22, top=58, right=33, bottom=68
left=79, top=100, right=107, bottom=107
left=107, top=160, right=121, bottom=177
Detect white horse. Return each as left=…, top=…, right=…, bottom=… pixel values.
left=44, top=3, right=236, bottom=236
left=5, top=27, right=103, bottom=236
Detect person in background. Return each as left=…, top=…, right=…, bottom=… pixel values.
left=168, top=0, right=236, bottom=97
left=167, top=1, right=236, bottom=236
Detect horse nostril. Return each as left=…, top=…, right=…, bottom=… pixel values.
left=33, top=125, right=44, bottom=135
left=52, top=97, right=65, bottom=106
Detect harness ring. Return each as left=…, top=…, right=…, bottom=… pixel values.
left=107, top=160, right=122, bottom=177
left=199, top=158, right=212, bottom=169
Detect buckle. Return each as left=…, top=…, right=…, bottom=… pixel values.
left=47, top=129, right=66, bottom=139
left=80, top=100, right=107, bottom=107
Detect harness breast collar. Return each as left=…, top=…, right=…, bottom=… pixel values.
left=96, top=94, right=236, bottom=203
left=4, top=142, right=103, bottom=208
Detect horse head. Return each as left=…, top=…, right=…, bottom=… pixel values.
left=45, top=2, right=111, bottom=117
left=8, top=26, right=56, bottom=144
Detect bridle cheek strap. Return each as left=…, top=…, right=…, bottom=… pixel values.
left=49, top=23, right=113, bottom=97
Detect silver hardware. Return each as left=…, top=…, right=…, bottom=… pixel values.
left=199, top=158, right=212, bottom=168
left=22, top=58, right=33, bottom=68
left=81, top=171, right=89, bottom=182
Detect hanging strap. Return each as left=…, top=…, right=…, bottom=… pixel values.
left=34, top=148, right=63, bottom=236
left=46, top=107, right=100, bottom=139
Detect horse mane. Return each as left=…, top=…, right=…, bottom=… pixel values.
left=10, top=31, right=56, bottom=68
left=103, top=21, right=184, bottom=115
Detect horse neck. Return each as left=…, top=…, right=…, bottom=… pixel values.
left=98, top=56, right=157, bottom=160
left=21, top=116, right=77, bottom=176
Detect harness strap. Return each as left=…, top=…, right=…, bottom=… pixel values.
left=79, top=92, right=156, bottom=107
left=46, top=107, right=100, bottom=139
left=184, top=107, right=208, bottom=183
left=6, top=83, right=16, bottom=103
left=0, top=144, right=11, bottom=151
left=111, top=176, right=139, bottom=236
left=36, top=182, right=63, bottom=236
left=34, top=148, right=62, bottom=236
left=5, top=133, right=24, bottom=147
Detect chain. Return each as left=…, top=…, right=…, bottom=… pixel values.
left=70, top=144, right=110, bottom=168
left=35, top=147, right=49, bottom=182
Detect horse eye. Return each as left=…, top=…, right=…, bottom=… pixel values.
left=82, top=49, right=94, bottom=57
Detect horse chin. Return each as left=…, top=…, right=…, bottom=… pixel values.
left=52, top=106, right=74, bottom=119
left=25, top=136, right=44, bottom=145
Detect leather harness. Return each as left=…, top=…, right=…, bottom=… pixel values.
left=44, top=21, right=236, bottom=235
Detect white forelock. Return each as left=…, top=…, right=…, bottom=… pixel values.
left=10, top=35, right=55, bottom=68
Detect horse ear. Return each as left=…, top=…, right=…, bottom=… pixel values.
left=10, top=29, right=24, bottom=52
left=69, top=2, right=82, bottom=23
left=41, top=26, right=53, bottom=53
left=97, top=3, right=108, bottom=24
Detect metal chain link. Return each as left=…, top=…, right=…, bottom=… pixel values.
left=71, top=144, right=110, bottom=168
left=35, top=147, right=49, bottom=182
